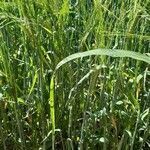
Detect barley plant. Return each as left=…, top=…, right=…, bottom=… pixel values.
left=0, top=0, right=150, bottom=150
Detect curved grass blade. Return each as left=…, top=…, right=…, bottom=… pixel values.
left=50, top=48, right=150, bottom=149
left=54, top=49, right=150, bottom=72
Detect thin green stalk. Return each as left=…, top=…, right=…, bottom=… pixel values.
left=50, top=75, right=55, bottom=150
left=130, top=110, right=140, bottom=150
left=79, top=65, right=100, bottom=149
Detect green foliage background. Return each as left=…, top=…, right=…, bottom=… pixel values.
left=0, top=0, right=150, bottom=149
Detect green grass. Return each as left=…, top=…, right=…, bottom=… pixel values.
left=0, top=0, right=150, bottom=150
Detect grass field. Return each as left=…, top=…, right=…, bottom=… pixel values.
left=0, top=0, right=150, bottom=150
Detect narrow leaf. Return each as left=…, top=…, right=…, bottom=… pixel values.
left=54, top=49, right=150, bottom=72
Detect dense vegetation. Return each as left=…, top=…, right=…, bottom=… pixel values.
left=0, top=0, right=150, bottom=150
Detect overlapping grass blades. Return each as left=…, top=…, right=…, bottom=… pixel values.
left=0, top=0, right=150, bottom=149
left=50, top=48, right=150, bottom=149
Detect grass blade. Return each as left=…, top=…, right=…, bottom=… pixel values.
left=54, top=49, right=150, bottom=72
left=49, top=75, right=55, bottom=150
